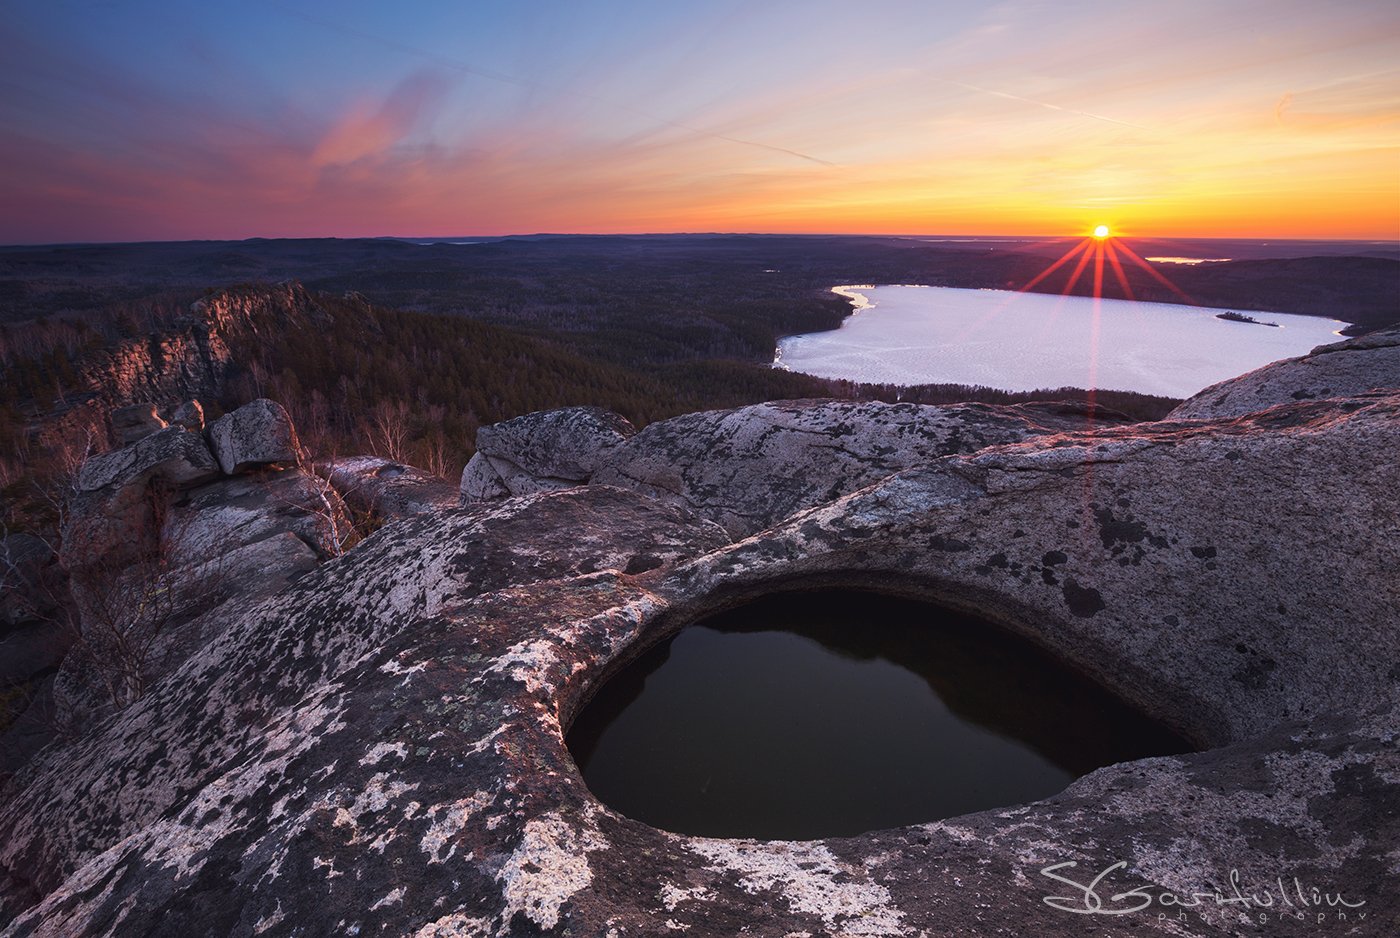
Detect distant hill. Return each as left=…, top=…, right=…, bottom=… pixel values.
left=1, top=235, right=1395, bottom=338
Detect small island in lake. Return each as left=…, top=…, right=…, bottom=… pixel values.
left=1217, top=310, right=1280, bottom=326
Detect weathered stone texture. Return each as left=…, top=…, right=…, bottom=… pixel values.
left=75, top=426, right=218, bottom=494
left=3, top=357, right=1398, bottom=936
left=460, top=406, right=636, bottom=501
left=206, top=398, right=300, bottom=474
left=593, top=398, right=1131, bottom=537
left=1170, top=325, right=1400, bottom=420
left=324, top=456, right=458, bottom=520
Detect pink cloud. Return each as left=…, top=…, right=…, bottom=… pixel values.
left=311, top=72, right=450, bottom=168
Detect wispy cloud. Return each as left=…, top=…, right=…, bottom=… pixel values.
left=938, top=78, right=1151, bottom=132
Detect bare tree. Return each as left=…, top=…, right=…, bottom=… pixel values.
left=367, top=399, right=411, bottom=463
left=417, top=427, right=452, bottom=481
left=289, top=436, right=378, bottom=557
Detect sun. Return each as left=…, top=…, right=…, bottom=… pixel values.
left=1093, top=224, right=1111, bottom=239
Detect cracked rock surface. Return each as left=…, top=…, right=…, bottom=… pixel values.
left=1170, top=325, right=1400, bottom=420
left=324, top=456, right=459, bottom=520
left=461, top=406, right=637, bottom=502
left=2, top=376, right=1398, bottom=934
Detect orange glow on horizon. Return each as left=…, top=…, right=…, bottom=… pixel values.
left=4, top=1, right=1398, bottom=245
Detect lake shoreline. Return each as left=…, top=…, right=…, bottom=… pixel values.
left=773, top=284, right=1345, bottom=399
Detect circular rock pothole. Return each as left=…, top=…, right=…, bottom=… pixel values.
left=567, top=588, right=1192, bottom=839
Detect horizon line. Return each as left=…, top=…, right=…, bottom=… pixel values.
left=4, top=231, right=1398, bottom=250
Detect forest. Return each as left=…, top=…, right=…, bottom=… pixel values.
left=3, top=233, right=1392, bottom=537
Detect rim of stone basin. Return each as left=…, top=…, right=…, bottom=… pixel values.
left=526, top=567, right=1214, bottom=846
left=559, top=575, right=1198, bottom=841
left=557, top=569, right=1214, bottom=761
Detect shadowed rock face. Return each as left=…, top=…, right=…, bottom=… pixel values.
left=109, top=403, right=166, bottom=447
left=206, top=398, right=300, bottom=474
left=1, top=386, right=1396, bottom=935
left=324, top=456, right=458, bottom=520
left=1170, top=325, right=1400, bottom=420
left=470, top=398, right=1132, bottom=538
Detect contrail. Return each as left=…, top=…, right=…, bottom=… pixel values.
left=267, top=2, right=835, bottom=166
left=941, top=78, right=1150, bottom=131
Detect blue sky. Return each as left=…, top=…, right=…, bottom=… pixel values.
left=3, top=0, right=1397, bottom=242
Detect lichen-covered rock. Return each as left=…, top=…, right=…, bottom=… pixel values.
left=1170, top=325, right=1400, bottom=419
left=64, top=428, right=221, bottom=571
left=593, top=398, right=1131, bottom=538
left=206, top=398, right=299, bottom=475
left=0, top=485, right=728, bottom=931
left=324, top=456, right=457, bottom=519
left=167, top=399, right=205, bottom=433
left=74, top=426, right=218, bottom=494
left=2, top=387, right=1395, bottom=936
left=109, top=403, right=167, bottom=447
left=461, top=406, right=636, bottom=501
left=164, top=469, right=350, bottom=567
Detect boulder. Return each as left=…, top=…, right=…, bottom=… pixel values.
left=1170, top=325, right=1400, bottom=420
left=167, top=399, right=205, bottom=433
left=1, top=390, right=1396, bottom=935
left=163, top=469, right=351, bottom=568
left=593, top=398, right=1129, bottom=538
left=64, top=428, right=221, bottom=571
left=108, top=403, right=166, bottom=447
left=323, top=456, right=458, bottom=520
left=461, top=406, right=636, bottom=501
left=206, top=398, right=299, bottom=475
left=75, top=426, right=219, bottom=494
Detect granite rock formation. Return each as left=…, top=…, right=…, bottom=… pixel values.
left=325, top=456, right=459, bottom=520
left=1170, top=324, right=1400, bottom=419
left=3, top=399, right=352, bottom=782
left=31, top=283, right=325, bottom=459
left=206, top=398, right=300, bottom=475
left=2, top=345, right=1398, bottom=936
left=468, top=399, right=1132, bottom=538
left=460, top=406, right=636, bottom=502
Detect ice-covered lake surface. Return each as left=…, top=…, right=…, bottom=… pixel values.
left=773, top=285, right=1345, bottom=399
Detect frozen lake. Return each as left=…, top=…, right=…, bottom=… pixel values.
left=773, top=285, right=1345, bottom=399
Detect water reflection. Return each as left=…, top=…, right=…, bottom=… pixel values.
left=567, top=590, right=1190, bottom=840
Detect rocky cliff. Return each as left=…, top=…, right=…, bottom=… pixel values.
left=1, top=335, right=1397, bottom=936
left=1, top=397, right=351, bottom=777
left=32, top=283, right=323, bottom=453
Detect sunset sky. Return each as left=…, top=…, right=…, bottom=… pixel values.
left=3, top=0, right=1398, bottom=244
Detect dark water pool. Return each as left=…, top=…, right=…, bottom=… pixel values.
left=567, top=590, right=1191, bottom=839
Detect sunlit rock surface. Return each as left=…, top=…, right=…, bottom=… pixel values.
left=2, top=355, right=1398, bottom=935
left=1170, top=325, right=1400, bottom=419
left=461, top=406, right=637, bottom=502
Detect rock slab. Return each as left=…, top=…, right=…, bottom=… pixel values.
left=1170, top=325, right=1400, bottom=419
left=206, top=398, right=300, bottom=474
